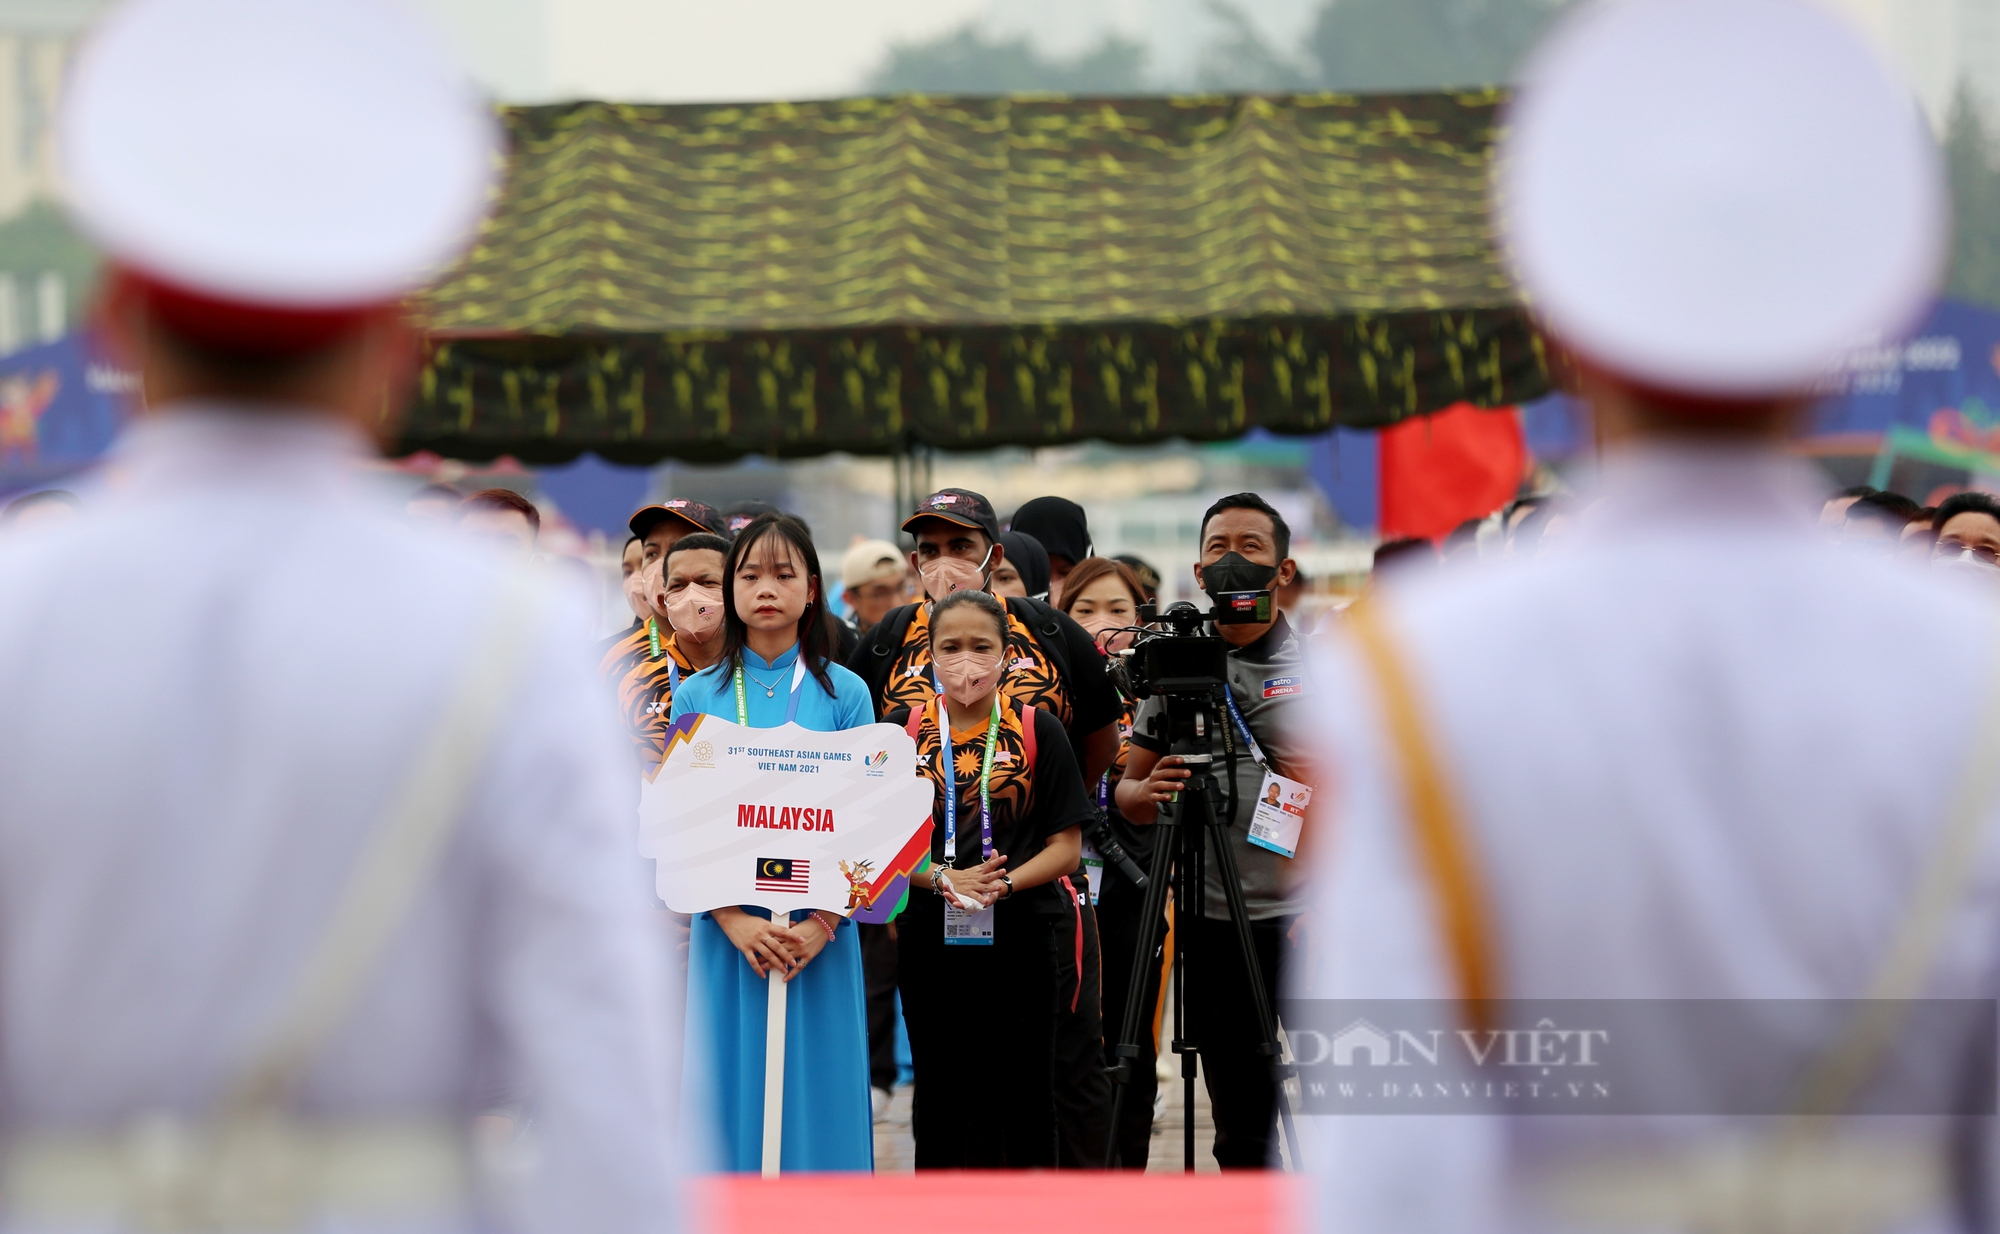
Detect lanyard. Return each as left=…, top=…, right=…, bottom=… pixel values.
left=647, top=617, right=663, bottom=659
left=1222, top=689, right=1269, bottom=771
left=668, top=658, right=679, bottom=696
left=732, top=658, right=809, bottom=726
left=937, top=696, right=1001, bottom=865
left=1097, top=771, right=1110, bottom=810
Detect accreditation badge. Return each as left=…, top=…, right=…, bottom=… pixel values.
left=1246, top=770, right=1311, bottom=858
left=1078, top=836, right=1104, bottom=907
left=944, top=901, right=996, bottom=945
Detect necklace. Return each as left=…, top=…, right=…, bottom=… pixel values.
left=743, top=665, right=788, bottom=698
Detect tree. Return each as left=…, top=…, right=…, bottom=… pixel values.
left=1946, top=84, right=2000, bottom=310
left=864, top=24, right=1148, bottom=95
left=1305, top=0, right=1567, bottom=92
left=1196, top=3, right=1316, bottom=92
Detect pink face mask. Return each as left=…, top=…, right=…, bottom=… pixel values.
left=1077, top=613, right=1135, bottom=655
left=622, top=565, right=653, bottom=621
left=932, top=650, right=1003, bottom=702
left=629, top=557, right=668, bottom=621
left=666, top=582, right=723, bottom=642
left=919, top=548, right=992, bottom=602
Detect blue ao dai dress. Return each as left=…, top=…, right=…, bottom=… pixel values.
left=669, top=643, right=877, bottom=1172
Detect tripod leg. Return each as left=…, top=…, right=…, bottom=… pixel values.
left=1199, top=784, right=1302, bottom=1171
left=1183, top=810, right=1202, bottom=1174
left=1102, top=808, right=1177, bottom=1168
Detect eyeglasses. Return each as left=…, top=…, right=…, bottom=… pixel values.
left=1935, top=541, right=2000, bottom=567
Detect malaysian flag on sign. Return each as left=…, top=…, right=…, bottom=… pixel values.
left=755, top=857, right=809, bottom=893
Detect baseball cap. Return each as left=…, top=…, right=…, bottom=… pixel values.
left=723, top=499, right=783, bottom=534
left=630, top=499, right=726, bottom=539
left=901, top=488, right=1000, bottom=542
left=841, top=539, right=907, bottom=590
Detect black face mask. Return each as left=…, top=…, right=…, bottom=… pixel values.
left=1201, top=551, right=1277, bottom=598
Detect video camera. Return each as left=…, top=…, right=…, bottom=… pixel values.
left=1109, top=592, right=1269, bottom=701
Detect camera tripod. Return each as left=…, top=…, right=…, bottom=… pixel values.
left=1103, top=689, right=1300, bottom=1171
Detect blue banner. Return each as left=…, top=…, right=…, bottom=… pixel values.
left=0, top=332, right=135, bottom=498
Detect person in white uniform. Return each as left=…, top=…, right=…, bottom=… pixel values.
left=0, top=1, right=677, bottom=1231
left=1305, top=2, right=2000, bottom=1232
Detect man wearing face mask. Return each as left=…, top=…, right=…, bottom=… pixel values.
left=851, top=490, right=1121, bottom=779
left=1929, top=490, right=2000, bottom=584
left=1116, top=491, right=1312, bottom=1170
left=598, top=499, right=728, bottom=769
left=849, top=487, right=1123, bottom=1167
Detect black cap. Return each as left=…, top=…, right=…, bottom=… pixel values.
left=902, top=487, right=1000, bottom=542
left=629, top=499, right=727, bottom=539
left=1010, top=495, right=1091, bottom=565
left=723, top=499, right=783, bottom=534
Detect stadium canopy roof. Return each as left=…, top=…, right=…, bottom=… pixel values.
left=408, top=92, right=1549, bottom=465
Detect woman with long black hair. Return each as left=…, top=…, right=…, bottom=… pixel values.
left=670, top=513, right=876, bottom=1172
left=1057, top=554, right=1162, bottom=1168
left=885, top=589, right=1095, bottom=1168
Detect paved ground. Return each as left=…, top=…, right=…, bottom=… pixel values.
left=874, top=1036, right=1226, bottom=1173
left=874, top=973, right=1304, bottom=1174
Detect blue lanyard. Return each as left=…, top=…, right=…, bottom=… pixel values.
left=936, top=696, right=1000, bottom=864
left=1097, top=771, right=1110, bottom=810
left=668, top=658, right=679, bottom=696
left=732, top=658, right=808, bottom=726
left=1222, top=689, right=1269, bottom=770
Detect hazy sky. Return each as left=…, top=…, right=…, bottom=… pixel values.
left=535, top=0, right=988, bottom=102
left=420, top=0, right=1306, bottom=103
left=421, top=0, right=1957, bottom=116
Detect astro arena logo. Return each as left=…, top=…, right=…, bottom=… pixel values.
left=864, top=749, right=889, bottom=777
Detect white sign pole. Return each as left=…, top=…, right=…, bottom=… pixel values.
left=637, top=714, right=934, bottom=1180
left=761, top=969, right=787, bottom=1178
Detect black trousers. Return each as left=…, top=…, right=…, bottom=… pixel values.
left=897, top=893, right=1058, bottom=1168
left=1185, top=912, right=1296, bottom=1169
left=1049, top=872, right=1110, bottom=1168
left=1095, top=866, right=1164, bottom=1169
left=859, top=922, right=900, bottom=1092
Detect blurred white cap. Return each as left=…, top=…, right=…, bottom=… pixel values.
left=1497, top=0, right=1945, bottom=399
left=60, top=0, right=498, bottom=314
left=842, top=539, right=908, bottom=589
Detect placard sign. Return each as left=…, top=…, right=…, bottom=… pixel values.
left=638, top=713, right=933, bottom=922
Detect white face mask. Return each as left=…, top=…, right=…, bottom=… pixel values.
left=919, top=547, right=993, bottom=602
left=1935, top=547, right=2000, bottom=583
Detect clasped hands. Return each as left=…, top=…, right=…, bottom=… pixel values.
left=713, top=905, right=834, bottom=981
left=932, top=853, right=1009, bottom=911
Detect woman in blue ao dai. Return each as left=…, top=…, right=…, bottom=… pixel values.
left=670, top=513, right=876, bottom=1171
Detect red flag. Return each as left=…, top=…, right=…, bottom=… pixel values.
left=1378, top=403, right=1526, bottom=541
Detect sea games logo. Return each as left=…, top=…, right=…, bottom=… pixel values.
left=864, top=750, right=889, bottom=777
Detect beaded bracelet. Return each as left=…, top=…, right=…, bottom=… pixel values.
left=810, top=910, right=839, bottom=939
